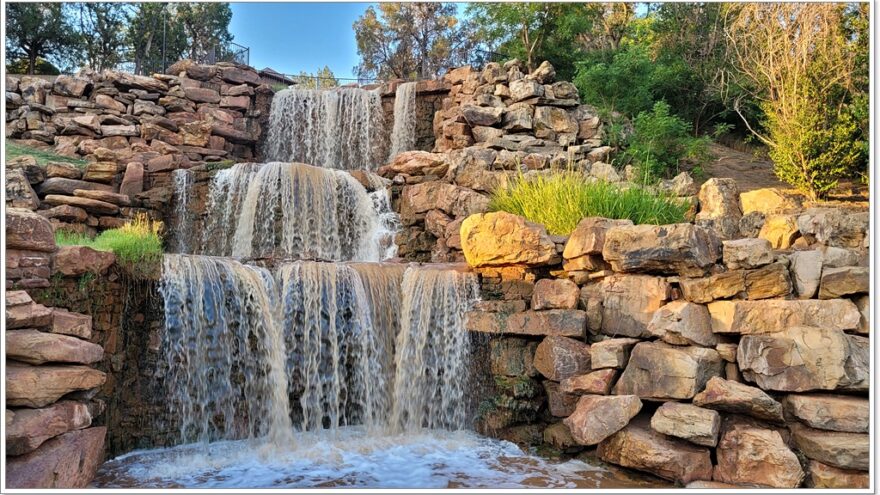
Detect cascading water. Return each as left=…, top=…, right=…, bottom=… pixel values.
left=198, top=162, right=394, bottom=261
left=388, top=81, right=417, bottom=159
left=169, top=169, right=193, bottom=253
left=262, top=88, right=387, bottom=170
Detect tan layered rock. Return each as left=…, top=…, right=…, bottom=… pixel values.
left=6, top=296, right=54, bottom=330
left=589, top=338, right=639, bottom=369
left=533, top=335, right=591, bottom=381
left=54, top=245, right=116, bottom=276
left=708, top=299, right=860, bottom=334
left=789, top=422, right=869, bottom=471
left=614, top=342, right=723, bottom=400
left=6, top=363, right=106, bottom=408
left=647, top=300, right=717, bottom=347
left=531, top=278, right=578, bottom=310
left=82, top=161, right=118, bottom=183
left=597, top=418, right=713, bottom=484
left=562, top=217, right=632, bottom=260
left=818, top=266, right=868, bottom=299
left=602, top=223, right=721, bottom=276
left=401, top=182, right=488, bottom=222
left=564, top=395, right=642, bottom=446
left=722, top=238, right=774, bottom=269
left=46, top=162, right=82, bottom=180
left=650, top=402, right=720, bottom=447
left=600, top=274, right=672, bottom=338
left=696, top=178, right=742, bottom=239
left=782, top=394, right=868, bottom=433
left=738, top=327, right=868, bottom=392
left=806, top=460, right=869, bottom=489
left=759, top=214, right=800, bottom=249
left=854, top=294, right=869, bottom=334
left=744, top=262, right=792, bottom=300
left=6, top=329, right=103, bottom=365
left=73, top=188, right=131, bottom=206
left=460, top=212, right=557, bottom=267
left=43, top=194, right=119, bottom=216
left=505, top=310, right=586, bottom=337
left=6, top=401, right=92, bottom=455
left=679, top=270, right=745, bottom=303
left=740, top=188, right=805, bottom=215
left=693, top=376, right=784, bottom=422
left=559, top=369, right=618, bottom=395
left=378, top=151, right=448, bottom=177
left=714, top=419, right=804, bottom=488
left=37, top=177, right=114, bottom=196
left=50, top=309, right=92, bottom=339
left=6, top=208, right=57, bottom=253
left=5, top=426, right=106, bottom=489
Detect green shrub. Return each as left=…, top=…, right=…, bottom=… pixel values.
left=489, top=171, right=691, bottom=235
left=54, top=214, right=164, bottom=273
left=574, top=47, right=656, bottom=118
left=623, top=101, right=710, bottom=183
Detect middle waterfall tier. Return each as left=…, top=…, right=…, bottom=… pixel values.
left=177, top=162, right=397, bottom=261
left=159, top=255, right=480, bottom=446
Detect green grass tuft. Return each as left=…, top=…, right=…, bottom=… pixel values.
left=54, top=214, right=164, bottom=273
left=5, top=140, right=89, bottom=168
left=489, top=171, right=691, bottom=235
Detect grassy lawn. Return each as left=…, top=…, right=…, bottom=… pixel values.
left=5, top=140, right=89, bottom=168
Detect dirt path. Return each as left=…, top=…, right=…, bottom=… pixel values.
left=701, top=143, right=787, bottom=192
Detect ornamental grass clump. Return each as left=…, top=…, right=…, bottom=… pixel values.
left=488, top=170, right=690, bottom=235
left=55, top=214, right=164, bottom=275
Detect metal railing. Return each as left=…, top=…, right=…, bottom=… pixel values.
left=201, top=41, right=250, bottom=66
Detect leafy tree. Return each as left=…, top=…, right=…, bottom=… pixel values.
left=296, top=66, right=339, bottom=89
left=725, top=3, right=867, bottom=198
left=466, top=3, right=598, bottom=79
left=353, top=3, right=467, bottom=80
left=5, top=3, right=77, bottom=74
left=175, top=3, right=234, bottom=61
left=73, top=2, right=129, bottom=71
left=5, top=57, right=60, bottom=75
left=126, top=3, right=187, bottom=75
left=622, top=101, right=710, bottom=182
left=573, top=46, right=655, bottom=118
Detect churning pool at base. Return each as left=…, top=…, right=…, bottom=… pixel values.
left=93, top=428, right=665, bottom=489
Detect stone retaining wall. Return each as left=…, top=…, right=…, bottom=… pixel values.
left=456, top=188, right=869, bottom=488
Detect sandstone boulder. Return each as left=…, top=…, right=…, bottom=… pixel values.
left=693, top=376, right=784, bottom=422
left=54, top=245, right=116, bottom=276
left=460, top=212, right=557, bottom=267
left=6, top=299, right=53, bottom=331
left=43, top=195, right=119, bottom=216
left=797, top=208, right=868, bottom=248
left=589, top=338, right=639, bottom=370
left=6, top=208, right=56, bottom=252
left=740, top=188, right=805, bottom=215
left=696, top=178, right=742, bottom=239
left=806, top=460, right=869, bottom=489
left=37, top=177, right=114, bottom=196
left=46, top=162, right=82, bottom=180
left=743, top=262, right=792, bottom=299
left=5, top=427, right=106, bottom=488
left=708, top=299, right=860, bottom=334
left=564, top=395, right=642, bottom=446
left=51, top=309, right=92, bottom=339
left=6, top=168, right=40, bottom=209
left=505, top=310, right=586, bottom=337
left=679, top=271, right=746, bottom=303
left=788, top=250, right=823, bottom=298
left=818, top=266, right=868, bottom=299
left=854, top=295, right=869, bottom=334
left=738, top=327, right=868, bottom=392
left=6, top=401, right=92, bottom=455
left=544, top=381, right=579, bottom=417
left=723, top=238, right=774, bottom=269
left=119, top=162, right=145, bottom=196
left=562, top=217, right=632, bottom=260
left=39, top=205, right=88, bottom=223
left=82, top=161, right=118, bottom=184
left=759, top=214, right=799, bottom=249
left=6, top=363, right=107, bottom=408
left=650, top=402, right=720, bottom=447
left=782, top=394, right=868, bottom=433
left=7, top=155, right=46, bottom=184
left=53, top=75, right=91, bottom=97
left=378, top=151, right=448, bottom=177
left=714, top=419, right=804, bottom=488
left=533, top=335, right=591, bottom=381
left=602, top=223, right=721, bottom=276
left=789, top=422, right=869, bottom=471
left=597, top=418, right=713, bottom=484
left=614, top=342, right=722, bottom=400
left=559, top=369, right=618, bottom=395
left=509, top=79, right=543, bottom=101
left=647, top=300, right=717, bottom=347
left=531, top=278, right=579, bottom=310
left=6, top=329, right=103, bottom=365
left=73, top=189, right=131, bottom=206
left=600, top=274, right=671, bottom=338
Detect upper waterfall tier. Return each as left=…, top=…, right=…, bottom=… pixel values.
left=190, top=162, right=397, bottom=261
left=263, top=88, right=388, bottom=170
left=388, top=82, right=417, bottom=160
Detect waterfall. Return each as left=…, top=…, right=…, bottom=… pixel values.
left=159, top=255, right=478, bottom=446
left=263, top=88, right=387, bottom=170
left=198, top=162, right=394, bottom=261
left=388, top=82, right=418, bottom=159
left=170, top=169, right=193, bottom=253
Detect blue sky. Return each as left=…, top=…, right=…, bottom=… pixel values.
left=230, top=3, right=372, bottom=81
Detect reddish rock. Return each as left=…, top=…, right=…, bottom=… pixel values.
left=6, top=401, right=92, bottom=455
left=789, top=422, right=869, bottom=471
left=693, top=376, right=784, bottom=423
left=544, top=381, right=579, bottom=417
left=73, top=189, right=131, bottom=206
left=36, top=177, right=114, bottom=196
left=51, top=309, right=93, bottom=339
left=43, top=195, right=119, bottom=216
left=505, top=310, right=586, bottom=337
left=220, top=95, right=250, bottom=110
left=782, top=394, right=868, bottom=433
left=38, top=205, right=88, bottom=223
left=119, top=162, right=145, bottom=196
left=6, top=329, right=103, bottom=365
left=806, top=460, right=869, bottom=488
left=219, top=66, right=261, bottom=85
left=564, top=395, right=642, bottom=445
left=183, top=87, right=221, bottom=103
left=559, top=369, right=618, bottom=395
left=6, top=298, right=54, bottom=330
left=6, top=363, right=107, bottom=408
left=531, top=278, right=579, bottom=310
left=714, top=419, right=804, bottom=488
left=6, top=427, right=106, bottom=488
left=533, top=335, right=591, bottom=381
left=54, top=246, right=116, bottom=276
left=6, top=208, right=56, bottom=253
left=45, top=162, right=83, bottom=180
left=597, top=418, right=713, bottom=484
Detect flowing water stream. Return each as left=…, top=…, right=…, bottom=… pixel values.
left=388, top=81, right=417, bottom=159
